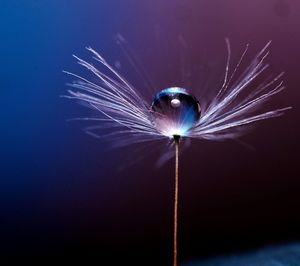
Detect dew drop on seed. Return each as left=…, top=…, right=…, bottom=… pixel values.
left=150, top=87, right=201, bottom=137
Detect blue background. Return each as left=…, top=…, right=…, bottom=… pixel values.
left=0, top=0, right=300, bottom=265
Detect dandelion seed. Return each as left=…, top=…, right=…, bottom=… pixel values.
left=64, top=40, right=290, bottom=266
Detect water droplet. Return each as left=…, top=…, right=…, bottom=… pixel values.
left=151, top=87, right=201, bottom=138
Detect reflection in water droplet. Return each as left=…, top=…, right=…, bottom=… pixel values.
left=171, top=98, right=181, bottom=108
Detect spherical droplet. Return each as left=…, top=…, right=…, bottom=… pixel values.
left=150, top=87, right=201, bottom=138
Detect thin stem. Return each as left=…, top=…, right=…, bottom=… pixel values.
left=174, top=139, right=179, bottom=266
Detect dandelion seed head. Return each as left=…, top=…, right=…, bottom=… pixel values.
left=150, top=87, right=201, bottom=138
left=64, top=41, right=290, bottom=149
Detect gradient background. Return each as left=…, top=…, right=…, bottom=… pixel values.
left=1, top=0, right=300, bottom=265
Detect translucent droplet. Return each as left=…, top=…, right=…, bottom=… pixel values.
left=150, top=87, right=201, bottom=138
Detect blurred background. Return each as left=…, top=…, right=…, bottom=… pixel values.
left=0, top=0, right=299, bottom=265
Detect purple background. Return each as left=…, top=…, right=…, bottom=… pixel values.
left=0, top=0, right=299, bottom=264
